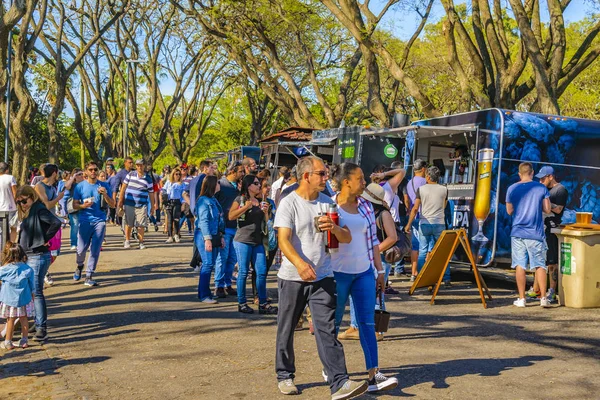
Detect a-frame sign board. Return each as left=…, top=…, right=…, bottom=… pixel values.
left=408, top=229, right=492, bottom=308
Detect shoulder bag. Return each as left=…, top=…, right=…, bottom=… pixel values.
left=376, top=211, right=411, bottom=264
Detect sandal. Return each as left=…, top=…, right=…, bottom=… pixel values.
left=1, top=340, right=15, bottom=350
left=238, top=303, right=254, bottom=314
left=259, top=303, right=278, bottom=315
left=18, top=338, right=28, bottom=349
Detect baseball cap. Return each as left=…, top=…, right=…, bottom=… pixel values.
left=135, top=159, right=145, bottom=165
left=535, top=166, right=554, bottom=179
left=106, top=157, right=114, bottom=162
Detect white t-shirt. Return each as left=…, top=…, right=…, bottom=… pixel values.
left=274, top=191, right=334, bottom=281
left=331, top=207, right=370, bottom=274
left=0, top=174, right=17, bottom=212
left=382, top=181, right=400, bottom=222
left=270, top=176, right=284, bottom=200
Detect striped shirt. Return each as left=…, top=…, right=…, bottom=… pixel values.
left=332, top=194, right=380, bottom=270
left=123, top=172, right=154, bottom=207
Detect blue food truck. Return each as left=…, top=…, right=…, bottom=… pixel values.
left=362, top=109, right=600, bottom=267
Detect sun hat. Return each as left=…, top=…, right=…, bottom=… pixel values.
left=361, top=183, right=389, bottom=209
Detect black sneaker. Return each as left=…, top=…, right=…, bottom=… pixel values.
left=367, top=372, right=398, bottom=392
left=33, top=329, right=48, bottom=342
left=238, top=304, right=254, bottom=314
left=259, top=304, right=278, bottom=315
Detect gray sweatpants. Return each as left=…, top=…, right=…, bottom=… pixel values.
left=275, top=277, right=349, bottom=394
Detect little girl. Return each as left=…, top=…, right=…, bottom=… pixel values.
left=0, top=242, right=35, bottom=349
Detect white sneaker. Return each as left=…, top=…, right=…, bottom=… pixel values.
left=139, top=242, right=146, bottom=250
left=540, top=297, right=551, bottom=308
left=513, top=298, right=526, bottom=308
left=124, top=240, right=131, bottom=249
left=174, top=235, right=181, bottom=243
left=201, top=298, right=218, bottom=304
left=166, top=237, right=174, bottom=243
left=367, top=372, right=398, bottom=392
left=70, top=245, right=77, bottom=251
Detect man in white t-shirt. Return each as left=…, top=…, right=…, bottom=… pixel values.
left=0, top=162, right=18, bottom=241
left=370, top=164, right=406, bottom=223
left=269, top=166, right=288, bottom=200
left=274, top=156, right=367, bottom=399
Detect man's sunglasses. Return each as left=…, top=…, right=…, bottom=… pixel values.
left=17, top=198, right=29, bottom=205
left=311, top=171, right=328, bottom=177
left=88, top=168, right=98, bottom=172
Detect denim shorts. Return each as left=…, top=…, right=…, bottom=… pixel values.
left=511, top=237, right=548, bottom=271
left=411, top=220, right=420, bottom=251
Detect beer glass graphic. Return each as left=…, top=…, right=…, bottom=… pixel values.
left=472, top=148, right=494, bottom=242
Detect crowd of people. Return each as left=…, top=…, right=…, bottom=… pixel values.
left=0, top=153, right=566, bottom=399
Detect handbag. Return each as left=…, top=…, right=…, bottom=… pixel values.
left=211, top=232, right=223, bottom=248
left=374, top=291, right=391, bottom=333
left=376, top=213, right=411, bottom=263
left=66, top=198, right=77, bottom=214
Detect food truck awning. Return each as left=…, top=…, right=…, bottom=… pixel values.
left=360, top=124, right=478, bottom=139
left=308, top=137, right=337, bottom=145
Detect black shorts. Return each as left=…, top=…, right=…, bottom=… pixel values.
left=546, top=231, right=558, bottom=265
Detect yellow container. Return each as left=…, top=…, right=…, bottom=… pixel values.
left=552, top=228, right=600, bottom=308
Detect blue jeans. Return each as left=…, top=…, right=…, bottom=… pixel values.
left=233, top=241, right=267, bottom=304
left=196, top=230, right=219, bottom=301
left=68, top=212, right=79, bottom=247
left=214, top=229, right=237, bottom=288
left=29, top=252, right=52, bottom=330
left=334, top=269, right=378, bottom=370
left=418, top=223, right=450, bottom=281
left=76, top=220, right=106, bottom=276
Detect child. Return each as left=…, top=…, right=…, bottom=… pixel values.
left=0, top=242, right=35, bottom=350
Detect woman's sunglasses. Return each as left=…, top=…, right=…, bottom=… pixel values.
left=17, top=198, right=29, bottom=205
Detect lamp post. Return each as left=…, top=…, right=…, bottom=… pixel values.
left=124, top=59, right=143, bottom=158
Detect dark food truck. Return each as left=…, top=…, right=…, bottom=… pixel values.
left=363, top=108, right=600, bottom=267
left=312, top=126, right=405, bottom=177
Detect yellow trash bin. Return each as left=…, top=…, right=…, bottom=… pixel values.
left=552, top=227, right=600, bottom=308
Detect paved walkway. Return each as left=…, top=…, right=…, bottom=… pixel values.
left=1, top=226, right=599, bottom=399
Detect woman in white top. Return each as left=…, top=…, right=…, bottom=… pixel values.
left=330, top=162, right=398, bottom=393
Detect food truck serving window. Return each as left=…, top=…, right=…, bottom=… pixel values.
left=412, top=127, right=477, bottom=186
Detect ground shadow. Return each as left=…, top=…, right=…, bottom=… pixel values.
left=382, top=355, right=552, bottom=396
left=0, top=356, right=110, bottom=379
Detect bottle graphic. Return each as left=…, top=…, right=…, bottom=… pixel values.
left=472, top=148, right=494, bottom=242
left=327, top=203, right=339, bottom=252
left=239, top=195, right=247, bottom=222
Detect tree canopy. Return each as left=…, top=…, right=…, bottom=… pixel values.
left=0, top=0, right=598, bottom=181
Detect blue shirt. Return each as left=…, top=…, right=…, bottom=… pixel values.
left=162, top=180, right=185, bottom=201
left=0, top=262, right=35, bottom=308
left=123, top=172, right=154, bottom=207
left=506, top=181, right=549, bottom=241
left=111, top=168, right=131, bottom=194
left=73, top=180, right=113, bottom=224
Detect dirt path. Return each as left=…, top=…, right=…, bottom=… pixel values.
left=0, top=226, right=598, bottom=399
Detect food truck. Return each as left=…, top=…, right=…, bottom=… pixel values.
left=363, top=109, right=600, bottom=267
left=227, top=146, right=261, bottom=165
left=311, top=125, right=405, bottom=177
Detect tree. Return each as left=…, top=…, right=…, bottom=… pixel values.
left=35, top=0, right=127, bottom=163
left=174, top=0, right=365, bottom=128
left=0, top=0, right=47, bottom=183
